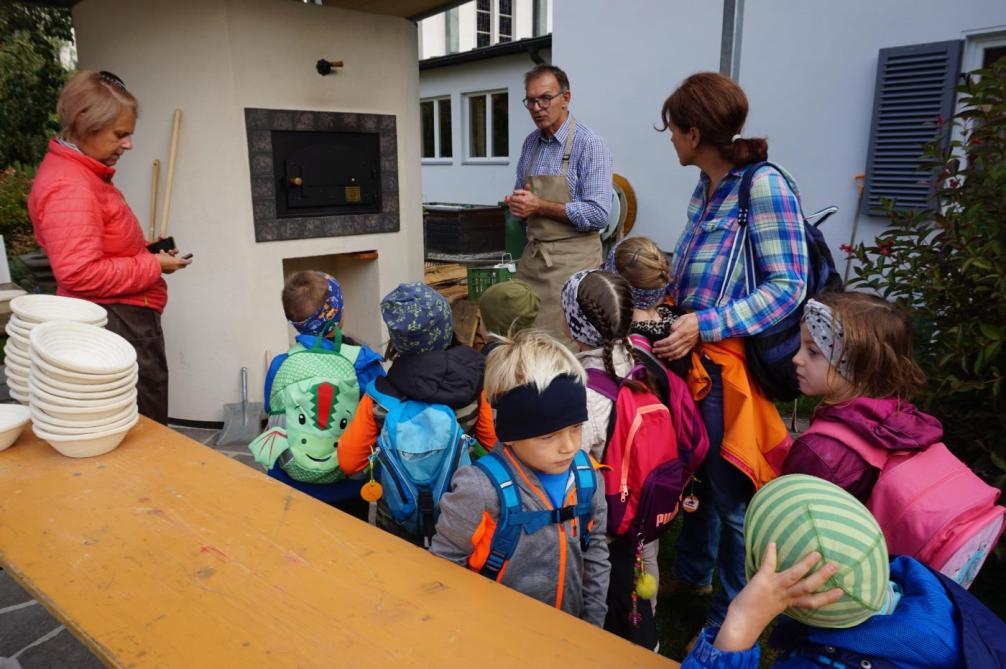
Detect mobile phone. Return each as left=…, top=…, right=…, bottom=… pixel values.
left=147, top=236, right=176, bottom=253
left=182, top=253, right=193, bottom=260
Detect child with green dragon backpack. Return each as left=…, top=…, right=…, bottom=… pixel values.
left=249, top=272, right=384, bottom=517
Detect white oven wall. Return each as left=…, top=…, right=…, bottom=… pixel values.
left=71, top=0, right=422, bottom=422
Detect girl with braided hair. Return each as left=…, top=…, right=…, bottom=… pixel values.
left=561, top=269, right=664, bottom=650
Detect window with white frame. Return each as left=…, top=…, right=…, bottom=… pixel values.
left=475, top=0, right=514, bottom=49
left=420, top=97, right=452, bottom=160
left=466, top=90, right=508, bottom=160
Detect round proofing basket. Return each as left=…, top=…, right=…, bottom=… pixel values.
left=29, top=351, right=137, bottom=386
left=10, top=294, right=107, bottom=325
left=0, top=404, right=30, bottom=452
left=31, top=407, right=138, bottom=436
left=30, top=321, right=136, bottom=375
left=33, top=415, right=138, bottom=458
left=29, top=380, right=137, bottom=409
left=29, top=360, right=138, bottom=393
left=30, top=402, right=137, bottom=430
left=30, top=392, right=137, bottom=420
left=30, top=369, right=139, bottom=400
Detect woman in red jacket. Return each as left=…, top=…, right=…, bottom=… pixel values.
left=28, top=70, right=191, bottom=424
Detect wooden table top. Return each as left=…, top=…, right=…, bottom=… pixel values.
left=0, top=417, right=678, bottom=668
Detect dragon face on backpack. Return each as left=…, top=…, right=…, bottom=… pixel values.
left=249, top=326, right=362, bottom=484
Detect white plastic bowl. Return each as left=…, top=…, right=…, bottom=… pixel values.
left=31, top=408, right=137, bottom=436
left=30, top=321, right=136, bottom=375
left=6, top=374, right=29, bottom=393
left=0, top=404, right=30, bottom=451
left=9, top=387, right=28, bottom=404
left=30, top=402, right=137, bottom=430
left=10, top=295, right=107, bottom=325
left=30, top=370, right=138, bottom=400
left=33, top=415, right=138, bottom=458
left=30, top=348, right=137, bottom=385
left=4, top=356, right=30, bottom=382
left=29, top=380, right=136, bottom=408
left=30, top=392, right=136, bottom=420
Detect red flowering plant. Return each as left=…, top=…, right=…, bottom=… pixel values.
left=847, top=57, right=1006, bottom=490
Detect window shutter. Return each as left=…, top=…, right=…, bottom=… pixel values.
left=863, top=40, right=963, bottom=214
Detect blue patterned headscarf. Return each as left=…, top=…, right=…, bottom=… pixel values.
left=603, top=243, right=667, bottom=310
left=381, top=283, right=454, bottom=354
left=289, top=272, right=344, bottom=335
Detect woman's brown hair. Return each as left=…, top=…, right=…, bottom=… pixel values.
left=612, top=236, right=670, bottom=290
left=659, top=71, right=767, bottom=167
left=57, top=70, right=138, bottom=141
left=817, top=291, right=926, bottom=403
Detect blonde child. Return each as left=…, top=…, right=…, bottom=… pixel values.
left=604, top=237, right=689, bottom=379
left=431, top=330, right=610, bottom=626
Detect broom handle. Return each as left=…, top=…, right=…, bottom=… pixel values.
left=149, top=159, right=160, bottom=242
left=159, top=109, right=182, bottom=238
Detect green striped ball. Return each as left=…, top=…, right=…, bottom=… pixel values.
left=744, top=474, right=889, bottom=629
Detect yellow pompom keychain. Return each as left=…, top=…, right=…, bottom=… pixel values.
left=635, top=572, right=658, bottom=600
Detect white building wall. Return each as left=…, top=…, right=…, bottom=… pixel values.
left=741, top=1, right=1006, bottom=268
left=420, top=12, right=447, bottom=58
left=553, top=0, right=1006, bottom=260
left=420, top=49, right=550, bottom=205
left=552, top=0, right=725, bottom=250
left=73, top=0, right=424, bottom=421
left=419, top=0, right=543, bottom=59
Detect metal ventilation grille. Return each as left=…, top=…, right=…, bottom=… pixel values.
left=863, top=40, right=963, bottom=215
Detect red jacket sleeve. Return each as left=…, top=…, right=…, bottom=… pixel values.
left=783, top=433, right=877, bottom=503
left=35, top=182, right=161, bottom=298
left=337, top=394, right=379, bottom=475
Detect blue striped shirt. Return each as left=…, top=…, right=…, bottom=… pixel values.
left=670, top=164, right=808, bottom=342
left=514, top=115, right=613, bottom=232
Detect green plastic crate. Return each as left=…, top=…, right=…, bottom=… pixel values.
left=466, top=263, right=514, bottom=301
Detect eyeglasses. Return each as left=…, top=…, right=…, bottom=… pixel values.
left=522, top=92, right=565, bottom=110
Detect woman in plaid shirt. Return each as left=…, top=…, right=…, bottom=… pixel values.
left=652, top=72, right=808, bottom=641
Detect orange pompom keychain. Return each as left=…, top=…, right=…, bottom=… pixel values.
left=360, top=449, right=383, bottom=502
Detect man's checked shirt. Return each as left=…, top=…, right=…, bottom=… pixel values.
left=514, top=115, right=613, bottom=233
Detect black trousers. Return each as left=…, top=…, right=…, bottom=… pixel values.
left=104, top=303, right=169, bottom=424
left=604, top=535, right=658, bottom=649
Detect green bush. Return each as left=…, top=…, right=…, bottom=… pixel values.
left=848, top=58, right=1006, bottom=490
left=0, top=164, right=39, bottom=256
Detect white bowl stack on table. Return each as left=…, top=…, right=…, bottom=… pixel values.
left=28, top=319, right=140, bottom=458
left=4, top=295, right=108, bottom=404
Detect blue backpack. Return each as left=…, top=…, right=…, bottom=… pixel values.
left=732, top=161, right=843, bottom=401
left=474, top=449, right=596, bottom=581
left=366, top=380, right=472, bottom=545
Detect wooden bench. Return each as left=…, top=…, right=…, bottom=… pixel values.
left=0, top=418, right=678, bottom=668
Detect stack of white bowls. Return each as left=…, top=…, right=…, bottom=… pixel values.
left=4, top=295, right=108, bottom=404
left=29, top=320, right=139, bottom=458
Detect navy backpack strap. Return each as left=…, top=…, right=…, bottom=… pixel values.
left=263, top=352, right=288, bottom=414
left=474, top=452, right=523, bottom=581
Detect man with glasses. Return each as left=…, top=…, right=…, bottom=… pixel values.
left=505, top=64, right=612, bottom=346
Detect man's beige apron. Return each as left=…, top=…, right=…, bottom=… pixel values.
left=515, top=117, right=602, bottom=346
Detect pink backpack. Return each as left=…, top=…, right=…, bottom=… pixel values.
left=586, top=363, right=708, bottom=542
left=804, top=421, right=1006, bottom=589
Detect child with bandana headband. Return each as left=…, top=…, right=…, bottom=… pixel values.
left=783, top=291, right=940, bottom=504
left=431, top=330, right=611, bottom=626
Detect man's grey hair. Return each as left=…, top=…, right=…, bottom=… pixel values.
left=524, top=64, right=570, bottom=93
